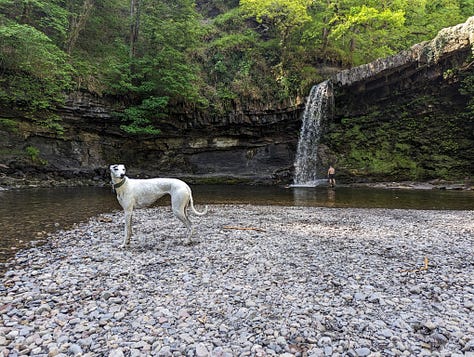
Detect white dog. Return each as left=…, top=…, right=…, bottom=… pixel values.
left=109, top=164, right=208, bottom=247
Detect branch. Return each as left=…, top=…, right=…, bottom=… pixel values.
left=223, top=226, right=266, bottom=232
left=400, top=256, right=429, bottom=273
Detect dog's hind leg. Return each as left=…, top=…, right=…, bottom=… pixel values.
left=171, top=195, right=193, bottom=244
left=174, top=209, right=193, bottom=244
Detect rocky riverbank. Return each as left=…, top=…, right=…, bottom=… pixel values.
left=0, top=171, right=472, bottom=191
left=1, top=205, right=473, bottom=356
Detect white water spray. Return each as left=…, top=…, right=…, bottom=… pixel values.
left=293, top=80, right=333, bottom=186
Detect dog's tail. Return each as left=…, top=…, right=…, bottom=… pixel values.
left=189, top=193, right=208, bottom=216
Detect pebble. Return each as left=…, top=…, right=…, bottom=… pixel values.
left=69, top=344, right=83, bottom=355
left=355, top=347, right=371, bottom=356
left=195, top=342, right=209, bottom=356
left=1, top=205, right=473, bottom=355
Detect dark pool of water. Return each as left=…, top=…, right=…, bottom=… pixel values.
left=1, top=185, right=473, bottom=272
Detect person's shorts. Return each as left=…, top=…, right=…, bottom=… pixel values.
left=328, top=174, right=335, bottom=179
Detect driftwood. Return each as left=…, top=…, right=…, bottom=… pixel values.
left=400, top=256, right=429, bottom=273
left=222, top=226, right=266, bottom=232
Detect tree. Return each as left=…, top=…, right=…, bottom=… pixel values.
left=240, top=0, right=312, bottom=44
left=0, top=23, right=73, bottom=131
left=1, top=0, right=472, bottom=133
left=66, top=0, right=94, bottom=54
left=240, top=0, right=313, bottom=94
left=0, top=0, right=69, bottom=46
left=302, top=1, right=406, bottom=66
left=328, top=4, right=405, bottom=65
left=112, top=0, right=205, bottom=134
left=67, top=0, right=130, bottom=93
left=129, top=0, right=140, bottom=59
left=303, top=0, right=470, bottom=67
left=401, top=0, right=467, bottom=46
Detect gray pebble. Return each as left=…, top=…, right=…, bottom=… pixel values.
left=355, top=347, right=371, bottom=356
left=1, top=206, right=473, bottom=356
left=68, top=344, right=83, bottom=355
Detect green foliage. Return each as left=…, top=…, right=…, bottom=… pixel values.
left=25, top=145, right=47, bottom=165
left=460, top=70, right=474, bottom=114
left=212, top=7, right=247, bottom=31
left=240, top=0, right=313, bottom=94
left=329, top=5, right=405, bottom=64
left=0, top=22, right=73, bottom=122
left=391, top=0, right=467, bottom=47
left=36, top=114, right=65, bottom=135
left=0, top=22, right=72, bottom=86
left=197, top=5, right=286, bottom=108
left=0, top=0, right=472, bottom=135
left=0, top=118, right=18, bottom=132
left=118, top=96, right=167, bottom=135
left=240, top=0, right=312, bottom=31
left=302, top=1, right=407, bottom=66
left=0, top=0, right=70, bottom=45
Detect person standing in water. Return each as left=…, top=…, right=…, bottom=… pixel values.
left=327, top=165, right=336, bottom=187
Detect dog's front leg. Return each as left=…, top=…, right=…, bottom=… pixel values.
left=184, top=226, right=195, bottom=245
left=121, top=210, right=133, bottom=248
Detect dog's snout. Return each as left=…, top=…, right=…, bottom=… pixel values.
left=120, top=173, right=125, bottom=178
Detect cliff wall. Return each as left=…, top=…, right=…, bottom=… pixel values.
left=325, top=17, right=473, bottom=182
left=0, top=17, right=472, bottom=185
left=0, top=92, right=303, bottom=184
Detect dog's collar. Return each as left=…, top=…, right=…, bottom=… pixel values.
left=112, top=177, right=127, bottom=191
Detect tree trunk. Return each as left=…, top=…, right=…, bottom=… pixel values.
left=129, top=0, right=141, bottom=59
left=67, top=0, right=94, bottom=55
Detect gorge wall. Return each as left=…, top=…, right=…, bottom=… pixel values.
left=325, top=17, right=474, bottom=182
left=0, top=93, right=304, bottom=185
left=0, top=17, right=473, bottom=186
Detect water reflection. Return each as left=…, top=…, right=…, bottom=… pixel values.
left=0, top=187, right=118, bottom=273
left=292, top=187, right=336, bottom=206
left=327, top=188, right=336, bottom=207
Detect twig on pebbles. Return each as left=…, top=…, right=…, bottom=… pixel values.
left=400, top=256, right=429, bottom=273
left=222, top=226, right=266, bottom=232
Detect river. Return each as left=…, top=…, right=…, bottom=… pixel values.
left=1, top=185, right=473, bottom=273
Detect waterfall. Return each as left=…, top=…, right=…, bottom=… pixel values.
left=293, top=80, right=333, bottom=186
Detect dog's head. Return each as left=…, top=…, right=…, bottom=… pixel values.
left=110, top=164, right=126, bottom=179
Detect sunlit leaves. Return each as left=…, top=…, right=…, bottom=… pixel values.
left=0, top=23, right=73, bottom=113
left=0, top=0, right=472, bottom=134
left=240, top=0, right=312, bottom=29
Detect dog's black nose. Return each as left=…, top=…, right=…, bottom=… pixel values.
left=120, top=174, right=125, bottom=178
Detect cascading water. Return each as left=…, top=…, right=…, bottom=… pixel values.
left=293, top=80, right=333, bottom=186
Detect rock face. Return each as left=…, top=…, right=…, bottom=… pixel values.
left=0, top=17, right=473, bottom=184
left=0, top=91, right=303, bottom=184
left=325, top=16, right=474, bottom=182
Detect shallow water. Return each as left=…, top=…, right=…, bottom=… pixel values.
left=1, top=185, right=473, bottom=272
left=194, top=184, right=474, bottom=210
